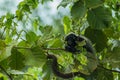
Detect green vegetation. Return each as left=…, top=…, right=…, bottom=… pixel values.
left=0, top=0, right=120, bottom=80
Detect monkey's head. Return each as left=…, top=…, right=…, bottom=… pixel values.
left=65, top=33, right=78, bottom=46
left=65, top=33, right=81, bottom=53
left=64, top=33, right=95, bottom=54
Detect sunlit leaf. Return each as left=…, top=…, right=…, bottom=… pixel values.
left=26, top=31, right=38, bottom=43
left=22, top=46, right=47, bottom=67
left=63, top=16, right=71, bottom=34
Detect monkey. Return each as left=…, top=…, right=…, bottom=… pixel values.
left=46, top=33, right=96, bottom=79
left=65, top=33, right=95, bottom=54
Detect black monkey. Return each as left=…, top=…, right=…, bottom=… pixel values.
left=47, top=33, right=96, bottom=79
left=65, top=33, right=95, bottom=54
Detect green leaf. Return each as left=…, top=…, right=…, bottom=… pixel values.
left=0, top=73, right=8, bottom=80
left=76, top=54, right=88, bottom=66
left=39, top=26, right=53, bottom=35
left=41, top=0, right=53, bottom=4
left=27, top=0, right=39, bottom=9
left=0, top=45, right=12, bottom=62
left=63, top=16, right=71, bottom=34
left=42, top=60, right=53, bottom=80
left=88, top=67, right=113, bottom=80
left=57, top=0, right=71, bottom=8
left=48, top=38, right=63, bottom=48
left=85, top=0, right=104, bottom=9
left=26, top=31, right=37, bottom=43
left=71, top=1, right=87, bottom=20
left=9, top=48, right=25, bottom=70
left=85, top=27, right=108, bottom=52
left=33, top=19, right=39, bottom=31
left=87, top=6, right=112, bottom=29
left=22, top=4, right=31, bottom=13
left=6, top=13, right=14, bottom=19
left=24, top=46, right=46, bottom=67
left=103, top=28, right=114, bottom=38
left=5, top=19, right=12, bottom=28
left=0, top=40, right=6, bottom=50
left=16, top=10, right=23, bottom=21
left=5, top=28, right=12, bottom=44
left=106, top=47, right=120, bottom=68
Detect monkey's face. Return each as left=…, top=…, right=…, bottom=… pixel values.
left=65, top=33, right=81, bottom=53
left=65, top=33, right=78, bottom=47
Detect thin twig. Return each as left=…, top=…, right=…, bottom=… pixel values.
left=98, top=65, right=120, bottom=73
left=1, top=27, right=6, bottom=39
left=43, top=48, right=66, bottom=51
left=13, top=46, right=31, bottom=49
left=0, top=65, right=13, bottom=80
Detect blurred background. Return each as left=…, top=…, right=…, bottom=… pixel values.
left=0, top=0, right=70, bottom=32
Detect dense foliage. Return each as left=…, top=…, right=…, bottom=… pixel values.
left=0, top=0, right=120, bottom=80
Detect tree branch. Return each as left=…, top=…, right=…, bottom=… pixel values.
left=0, top=65, right=13, bottom=80
left=13, top=46, right=31, bottom=49
left=43, top=48, right=66, bottom=51
left=98, top=65, right=120, bottom=73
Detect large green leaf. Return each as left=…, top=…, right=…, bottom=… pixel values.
left=86, top=67, right=113, bottom=80
left=9, top=48, right=25, bottom=70
left=26, top=31, right=38, bottom=44
left=24, top=46, right=47, bottom=67
left=85, top=0, right=103, bottom=9
left=48, top=38, right=63, bottom=48
left=42, top=60, right=53, bottom=80
left=87, top=6, right=112, bottom=29
left=0, top=40, right=14, bottom=62
left=85, top=27, right=108, bottom=52
left=71, top=1, right=87, bottom=20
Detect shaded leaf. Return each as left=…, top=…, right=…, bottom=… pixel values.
left=87, top=6, right=112, bottom=29
left=26, top=31, right=37, bottom=43
left=85, top=0, right=103, bottom=9
left=71, top=1, right=87, bottom=20
left=42, top=60, right=53, bottom=80
left=86, top=67, right=113, bottom=80
left=106, top=47, right=120, bottom=68
left=9, top=48, right=25, bottom=70
left=85, top=27, right=108, bottom=52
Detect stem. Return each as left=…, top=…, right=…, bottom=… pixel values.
left=13, top=46, right=31, bottom=49
left=43, top=48, right=65, bottom=51
left=98, top=65, right=120, bottom=73
left=0, top=65, right=13, bottom=80
left=1, top=27, right=6, bottom=39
